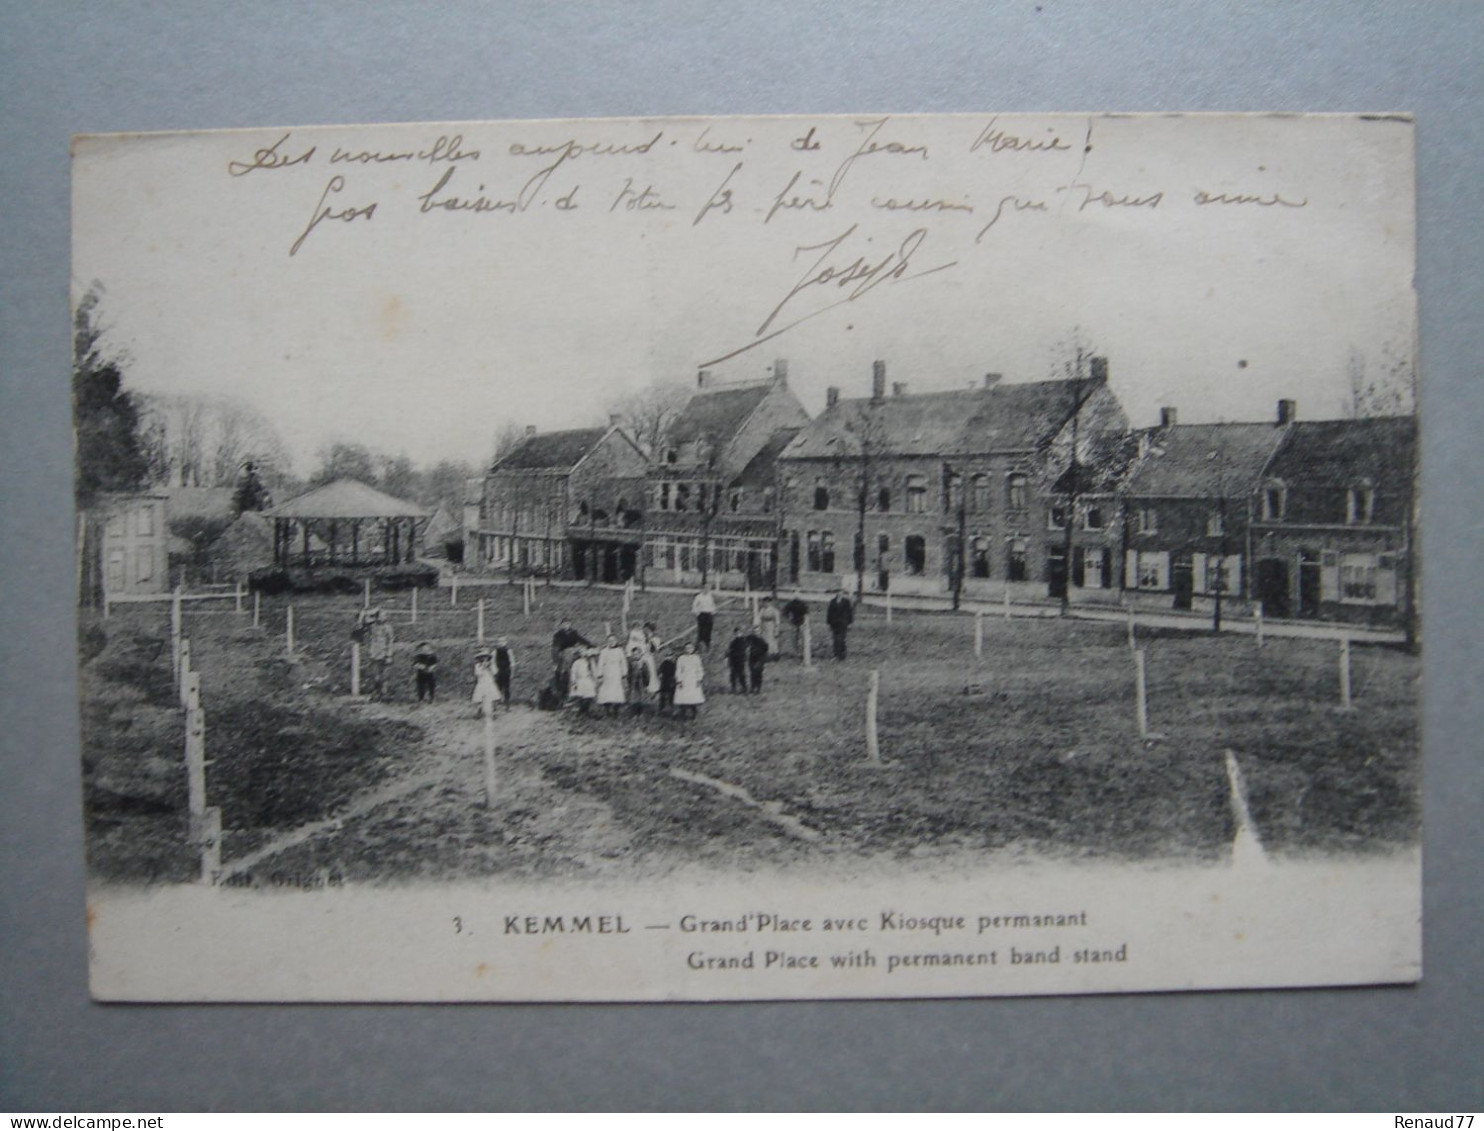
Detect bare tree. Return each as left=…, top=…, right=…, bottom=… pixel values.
left=606, top=378, right=692, bottom=458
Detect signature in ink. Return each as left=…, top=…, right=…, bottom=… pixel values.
left=969, top=117, right=1072, bottom=155
left=702, top=225, right=956, bottom=367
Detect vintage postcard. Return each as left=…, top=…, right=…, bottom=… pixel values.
left=72, top=113, right=1420, bottom=1001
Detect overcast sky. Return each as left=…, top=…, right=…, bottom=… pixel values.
left=72, top=113, right=1415, bottom=474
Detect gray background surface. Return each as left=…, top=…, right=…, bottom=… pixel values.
left=2, top=0, right=1480, bottom=1112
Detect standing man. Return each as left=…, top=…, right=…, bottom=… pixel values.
left=367, top=608, right=396, bottom=699
left=826, top=588, right=854, bottom=661
left=782, top=595, right=809, bottom=657
left=692, top=587, right=718, bottom=652
left=492, top=636, right=514, bottom=708
left=550, top=618, right=591, bottom=700
left=743, top=625, right=769, bottom=693
left=726, top=627, right=749, bottom=694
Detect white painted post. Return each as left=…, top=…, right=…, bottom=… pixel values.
left=802, top=620, right=813, bottom=668
left=235, top=581, right=244, bottom=614
left=865, top=669, right=881, bottom=766
left=1127, top=602, right=1137, bottom=651
left=252, top=591, right=261, bottom=629
left=885, top=591, right=892, bottom=624
left=1134, top=648, right=1149, bottom=739
left=177, top=639, right=192, bottom=706
left=411, top=585, right=419, bottom=625
left=1254, top=603, right=1264, bottom=648
left=200, top=806, right=222, bottom=884
left=102, top=592, right=111, bottom=620
left=450, top=573, right=458, bottom=607
left=1004, top=586, right=1012, bottom=620
left=975, top=610, right=984, bottom=658
left=351, top=643, right=362, bottom=697
left=477, top=598, right=486, bottom=643
left=1339, top=637, right=1352, bottom=709
left=285, top=605, right=295, bottom=656
left=482, top=699, right=497, bottom=806
left=185, top=701, right=206, bottom=840
left=170, top=587, right=183, bottom=684
left=363, top=577, right=372, bottom=608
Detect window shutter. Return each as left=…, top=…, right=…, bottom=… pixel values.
left=1228, top=555, right=1242, bottom=597
left=1376, top=557, right=1398, bottom=605
left=1154, top=552, right=1170, bottom=591
left=1125, top=550, right=1138, bottom=588
left=1320, top=550, right=1340, bottom=601
left=1192, top=553, right=1207, bottom=594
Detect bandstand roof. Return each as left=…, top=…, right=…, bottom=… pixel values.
left=264, top=478, right=430, bottom=521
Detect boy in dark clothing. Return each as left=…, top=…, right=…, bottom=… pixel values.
left=743, top=629, right=768, bottom=693
left=826, top=589, right=854, bottom=660
left=726, top=628, right=749, bottom=693
left=657, top=655, right=677, bottom=714
left=412, top=642, right=438, bottom=703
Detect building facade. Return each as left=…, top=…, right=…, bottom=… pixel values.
left=776, top=359, right=1129, bottom=599
left=96, top=491, right=171, bottom=597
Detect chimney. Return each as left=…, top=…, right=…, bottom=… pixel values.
left=1277, top=399, right=1296, bottom=426
left=826, top=386, right=841, bottom=409
left=1089, top=356, right=1109, bottom=383
left=871, top=360, right=887, bottom=404
left=608, top=413, right=621, bottom=427
left=1159, top=407, right=1178, bottom=428
left=892, top=382, right=908, bottom=398
left=1138, top=432, right=1150, bottom=460
left=983, top=372, right=1002, bottom=389
left=697, top=369, right=713, bottom=389
left=524, top=425, right=537, bottom=437
left=773, top=358, right=788, bottom=387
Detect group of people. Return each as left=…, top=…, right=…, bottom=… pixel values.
left=348, top=585, right=861, bottom=717
left=550, top=619, right=706, bottom=719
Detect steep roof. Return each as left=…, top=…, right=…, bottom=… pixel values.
left=1263, top=416, right=1416, bottom=487
left=782, top=378, right=1096, bottom=460
left=494, top=427, right=610, bottom=472
left=1124, top=422, right=1289, bottom=498
left=668, top=383, right=773, bottom=448
left=264, top=478, right=430, bottom=520
left=732, top=427, right=802, bottom=489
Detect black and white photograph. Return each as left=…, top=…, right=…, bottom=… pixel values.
left=71, top=112, right=1420, bottom=1001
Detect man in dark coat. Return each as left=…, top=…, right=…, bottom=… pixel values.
left=492, top=637, right=514, bottom=707
left=743, top=627, right=769, bottom=693
left=726, top=627, right=749, bottom=693
left=782, top=596, right=809, bottom=657
left=826, top=588, right=854, bottom=661
left=550, top=618, right=591, bottom=699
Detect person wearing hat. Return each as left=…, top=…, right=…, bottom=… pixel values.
left=411, top=641, right=438, bottom=703
left=471, top=648, right=501, bottom=716
left=569, top=647, right=598, bottom=715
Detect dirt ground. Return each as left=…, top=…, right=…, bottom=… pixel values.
left=79, top=582, right=1421, bottom=885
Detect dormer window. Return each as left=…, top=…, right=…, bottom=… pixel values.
left=1083, top=505, right=1104, bottom=531
left=814, top=481, right=830, bottom=511
left=665, top=449, right=678, bottom=464
left=1347, top=482, right=1375, bottom=525
left=1261, top=481, right=1287, bottom=522
left=1206, top=511, right=1225, bottom=537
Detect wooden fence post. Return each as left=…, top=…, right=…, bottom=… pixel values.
left=200, top=806, right=222, bottom=885
left=177, top=639, right=192, bottom=706
left=351, top=643, right=362, bottom=697
left=802, top=620, right=812, bottom=668
left=1339, top=637, right=1353, bottom=709
left=1134, top=648, right=1149, bottom=739
left=523, top=580, right=532, bottom=618
left=865, top=669, right=882, bottom=766
left=1127, top=602, right=1137, bottom=651
left=482, top=699, right=497, bottom=806
left=1254, top=603, right=1264, bottom=648
left=185, top=697, right=206, bottom=840
left=170, top=586, right=183, bottom=684
left=363, top=577, right=372, bottom=608
left=235, top=581, right=244, bottom=614
left=885, top=591, right=892, bottom=624
left=451, top=573, right=458, bottom=607
left=285, top=605, right=295, bottom=657
left=974, top=610, right=984, bottom=658
left=1004, top=586, right=1012, bottom=620
left=477, top=598, right=486, bottom=643
left=252, top=591, right=261, bottom=628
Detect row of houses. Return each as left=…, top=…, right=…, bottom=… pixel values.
left=464, top=358, right=1416, bottom=628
